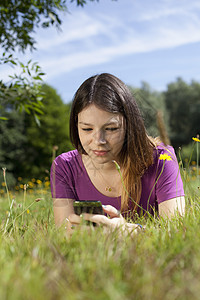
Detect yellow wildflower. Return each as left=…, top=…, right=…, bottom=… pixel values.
left=27, top=209, right=30, bottom=214
left=1, top=182, right=6, bottom=187
left=44, top=181, right=50, bottom=188
left=159, top=154, right=172, bottom=161
left=192, top=137, right=200, bottom=142
left=28, top=181, right=34, bottom=188
left=36, top=179, right=42, bottom=185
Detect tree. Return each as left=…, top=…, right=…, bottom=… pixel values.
left=22, top=84, right=72, bottom=179
left=0, top=55, right=44, bottom=121
left=0, top=0, right=101, bottom=52
left=0, top=84, right=72, bottom=184
left=0, top=106, right=27, bottom=186
left=0, top=0, right=102, bottom=119
left=130, top=82, right=169, bottom=139
left=164, top=78, right=200, bottom=148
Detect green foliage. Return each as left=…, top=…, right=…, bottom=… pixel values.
left=0, top=0, right=103, bottom=120
left=130, top=82, right=169, bottom=138
left=0, top=0, right=67, bottom=52
left=0, top=84, right=72, bottom=184
left=0, top=53, right=45, bottom=121
left=179, top=142, right=200, bottom=166
left=164, top=78, right=200, bottom=148
left=71, top=0, right=99, bottom=7
left=0, top=108, right=27, bottom=187
left=0, top=0, right=104, bottom=52
left=23, top=84, right=73, bottom=179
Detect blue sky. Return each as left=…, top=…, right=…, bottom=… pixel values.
left=2, top=0, right=200, bottom=103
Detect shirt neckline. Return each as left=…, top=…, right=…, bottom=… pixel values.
left=76, top=150, right=121, bottom=200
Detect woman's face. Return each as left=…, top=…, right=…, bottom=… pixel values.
left=78, top=104, right=126, bottom=165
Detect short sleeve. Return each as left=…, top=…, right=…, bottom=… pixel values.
left=50, top=155, right=76, bottom=199
left=156, top=147, right=185, bottom=204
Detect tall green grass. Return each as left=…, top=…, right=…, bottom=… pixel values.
left=0, top=178, right=200, bottom=300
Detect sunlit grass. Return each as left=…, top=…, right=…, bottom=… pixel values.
left=0, top=169, right=200, bottom=299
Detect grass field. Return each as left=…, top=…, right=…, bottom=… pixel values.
left=0, top=175, right=200, bottom=300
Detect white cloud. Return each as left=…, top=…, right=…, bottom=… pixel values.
left=35, top=12, right=110, bottom=51
left=1, top=0, right=200, bottom=82
left=133, top=0, right=200, bottom=21
left=39, top=11, right=200, bottom=79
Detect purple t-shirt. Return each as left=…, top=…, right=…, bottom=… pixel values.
left=50, top=144, right=184, bottom=216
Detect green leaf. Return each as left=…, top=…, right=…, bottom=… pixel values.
left=10, top=60, right=17, bottom=65
left=33, top=76, right=42, bottom=81
left=34, top=114, right=41, bottom=127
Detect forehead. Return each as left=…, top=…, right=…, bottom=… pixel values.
left=78, top=104, right=123, bottom=124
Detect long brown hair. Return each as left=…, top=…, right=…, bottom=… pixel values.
left=70, top=73, right=155, bottom=213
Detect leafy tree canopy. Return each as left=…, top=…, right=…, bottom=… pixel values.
left=0, top=0, right=105, bottom=120
left=130, top=82, right=169, bottom=139
left=0, top=105, right=27, bottom=186
left=0, top=54, right=44, bottom=121
left=21, top=83, right=72, bottom=180
left=0, top=0, right=100, bottom=52
left=0, top=83, right=72, bottom=185
left=164, top=77, right=200, bottom=148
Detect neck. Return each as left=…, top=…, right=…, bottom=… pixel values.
left=82, top=154, right=119, bottom=173
left=92, top=160, right=117, bottom=172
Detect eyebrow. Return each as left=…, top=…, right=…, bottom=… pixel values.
left=78, top=121, right=120, bottom=126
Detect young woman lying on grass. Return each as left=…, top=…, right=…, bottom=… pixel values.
left=50, top=73, right=185, bottom=235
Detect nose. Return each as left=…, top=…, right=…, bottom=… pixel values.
left=94, top=129, right=106, bottom=145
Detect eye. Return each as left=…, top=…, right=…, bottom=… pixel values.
left=82, top=128, right=93, bottom=131
left=105, top=127, right=119, bottom=131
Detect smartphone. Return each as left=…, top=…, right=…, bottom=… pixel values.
left=73, top=200, right=103, bottom=216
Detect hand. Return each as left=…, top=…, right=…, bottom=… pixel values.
left=68, top=205, right=122, bottom=228
left=68, top=205, right=142, bottom=236
left=65, top=213, right=91, bottom=237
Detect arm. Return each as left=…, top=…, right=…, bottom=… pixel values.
left=50, top=154, right=77, bottom=227
left=53, top=198, right=75, bottom=227
left=158, top=196, right=185, bottom=219
left=156, top=146, right=185, bottom=219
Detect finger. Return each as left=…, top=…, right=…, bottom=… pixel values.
left=126, top=223, right=140, bottom=229
left=102, top=205, right=121, bottom=218
left=68, top=213, right=82, bottom=224
left=65, top=218, right=75, bottom=237
left=82, top=213, right=112, bottom=226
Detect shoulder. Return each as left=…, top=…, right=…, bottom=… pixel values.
left=51, top=149, right=83, bottom=181
left=52, top=149, right=82, bottom=175
left=54, top=149, right=80, bottom=165
left=153, top=143, right=177, bottom=162
left=153, top=144, right=184, bottom=203
left=153, top=143, right=181, bottom=180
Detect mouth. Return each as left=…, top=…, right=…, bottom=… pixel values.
left=92, top=150, right=110, bottom=156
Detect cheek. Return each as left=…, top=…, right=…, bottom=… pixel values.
left=78, top=129, right=85, bottom=145
left=110, top=130, right=125, bottom=143
left=79, top=132, right=92, bottom=148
